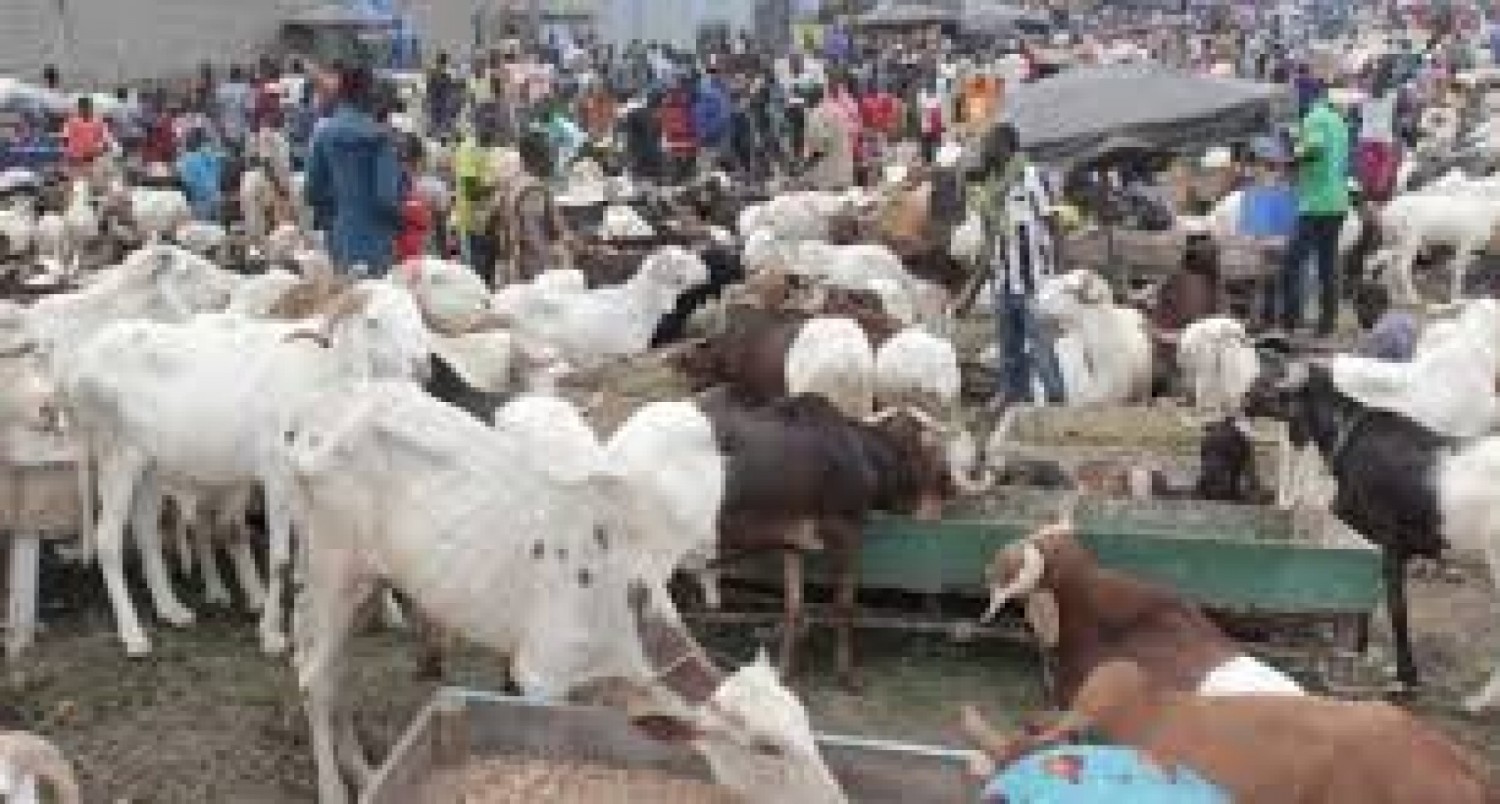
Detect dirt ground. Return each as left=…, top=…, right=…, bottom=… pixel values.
left=3, top=557, right=1497, bottom=803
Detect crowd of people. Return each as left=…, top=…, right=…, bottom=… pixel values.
left=14, top=10, right=1489, bottom=402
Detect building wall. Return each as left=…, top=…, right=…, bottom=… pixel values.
left=0, top=0, right=313, bottom=86
left=1, top=0, right=779, bottom=87
left=596, top=0, right=758, bottom=49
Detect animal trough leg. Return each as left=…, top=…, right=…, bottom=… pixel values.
left=4, top=535, right=39, bottom=658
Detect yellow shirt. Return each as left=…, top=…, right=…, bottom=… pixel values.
left=451, top=138, right=493, bottom=233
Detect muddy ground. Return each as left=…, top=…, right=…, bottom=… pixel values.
left=2, top=557, right=1497, bottom=802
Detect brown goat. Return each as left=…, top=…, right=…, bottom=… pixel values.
left=702, top=394, right=955, bottom=687
left=980, top=522, right=1301, bottom=706
left=964, top=661, right=1497, bottom=804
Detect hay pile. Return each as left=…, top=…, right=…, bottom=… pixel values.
left=422, top=757, right=739, bottom=804
left=557, top=352, right=694, bottom=435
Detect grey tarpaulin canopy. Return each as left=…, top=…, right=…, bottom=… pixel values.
left=854, top=3, right=957, bottom=29
left=961, top=3, right=1051, bottom=35
left=1005, top=65, right=1294, bottom=168
left=283, top=3, right=397, bottom=29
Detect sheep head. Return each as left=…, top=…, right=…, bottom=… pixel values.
left=1036, top=270, right=1113, bottom=329
left=639, top=247, right=708, bottom=307
left=621, top=582, right=848, bottom=804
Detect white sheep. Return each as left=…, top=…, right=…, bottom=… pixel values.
left=493, top=247, right=705, bottom=370
left=737, top=190, right=866, bottom=242
left=397, top=257, right=491, bottom=330
left=598, top=205, right=656, bottom=239
left=1370, top=187, right=1500, bottom=304
left=785, top=317, right=877, bottom=419
left=744, top=233, right=944, bottom=326
left=600, top=400, right=724, bottom=598
left=1177, top=316, right=1261, bottom=414
left=1332, top=297, right=1500, bottom=439
left=33, top=213, right=66, bottom=274
left=62, top=180, right=99, bottom=265
left=0, top=199, right=36, bottom=256
left=130, top=187, right=191, bottom=241
left=874, top=327, right=961, bottom=413
left=279, top=382, right=847, bottom=804
left=1034, top=270, right=1153, bottom=407
left=173, top=220, right=228, bottom=259
left=949, top=211, right=984, bottom=263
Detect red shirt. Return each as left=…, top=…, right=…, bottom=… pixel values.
left=659, top=94, right=696, bottom=156
left=62, top=115, right=109, bottom=162
left=395, top=191, right=432, bottom=264
left=140, top=113, right=178, bottom=164
left=860, top=93, right=900, bottom=137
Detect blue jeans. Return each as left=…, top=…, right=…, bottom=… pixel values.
left=1275, top=212, right=1345, bottom=333
left=996, top=287, right=1066, bottom=404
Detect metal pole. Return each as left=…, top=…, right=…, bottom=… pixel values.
left=530, top=0, right=543, bottom=48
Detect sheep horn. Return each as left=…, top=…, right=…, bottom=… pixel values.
left=980, top=543, right=1045, bottom=624
left=955, top=466, right=995, bottom=496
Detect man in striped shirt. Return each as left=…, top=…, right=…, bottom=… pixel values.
left=971, top=123, right=1065, bottom=408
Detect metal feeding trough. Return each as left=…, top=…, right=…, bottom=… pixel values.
left=363, top=689, right=978, bottom=803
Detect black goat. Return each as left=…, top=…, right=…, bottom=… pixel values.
left=1245, top=361, right=1490, bottom=693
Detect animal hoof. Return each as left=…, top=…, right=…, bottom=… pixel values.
left=124, top=638, right=152, bottom=657
left=162, top=607, right=196, bottom=627
left=261, top=632, right=290, bottom=656
left=837, top=673, right=866, bottom=695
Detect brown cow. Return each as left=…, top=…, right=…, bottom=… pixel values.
left=979, top=521, right=1303, bottom=706
left=963, top=660, right=1497, bottom=804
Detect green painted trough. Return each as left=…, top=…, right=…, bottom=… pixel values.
left=725, top=490, right=1383, bottom=620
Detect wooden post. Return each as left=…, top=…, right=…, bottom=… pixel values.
left=5, top=534, right=40, bottom=659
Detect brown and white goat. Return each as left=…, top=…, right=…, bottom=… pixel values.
left=979, top=521, right=1303, bottom=706
left=962, top=661, right=1497, bottom=804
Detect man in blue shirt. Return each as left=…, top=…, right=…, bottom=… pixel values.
left=1240, top=136, right=1300, bottom=327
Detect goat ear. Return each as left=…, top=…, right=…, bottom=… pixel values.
left=630, top=713, right=708, bottom=744
left=753, top=646, right=772, bottom=668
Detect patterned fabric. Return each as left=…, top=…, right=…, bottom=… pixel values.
left=980, top=745, right=1231, bottom=803
left=973, top=157, right=1055, bottom=296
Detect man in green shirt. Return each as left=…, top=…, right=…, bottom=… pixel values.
left=1278, top=84, right=1350, bottom=336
